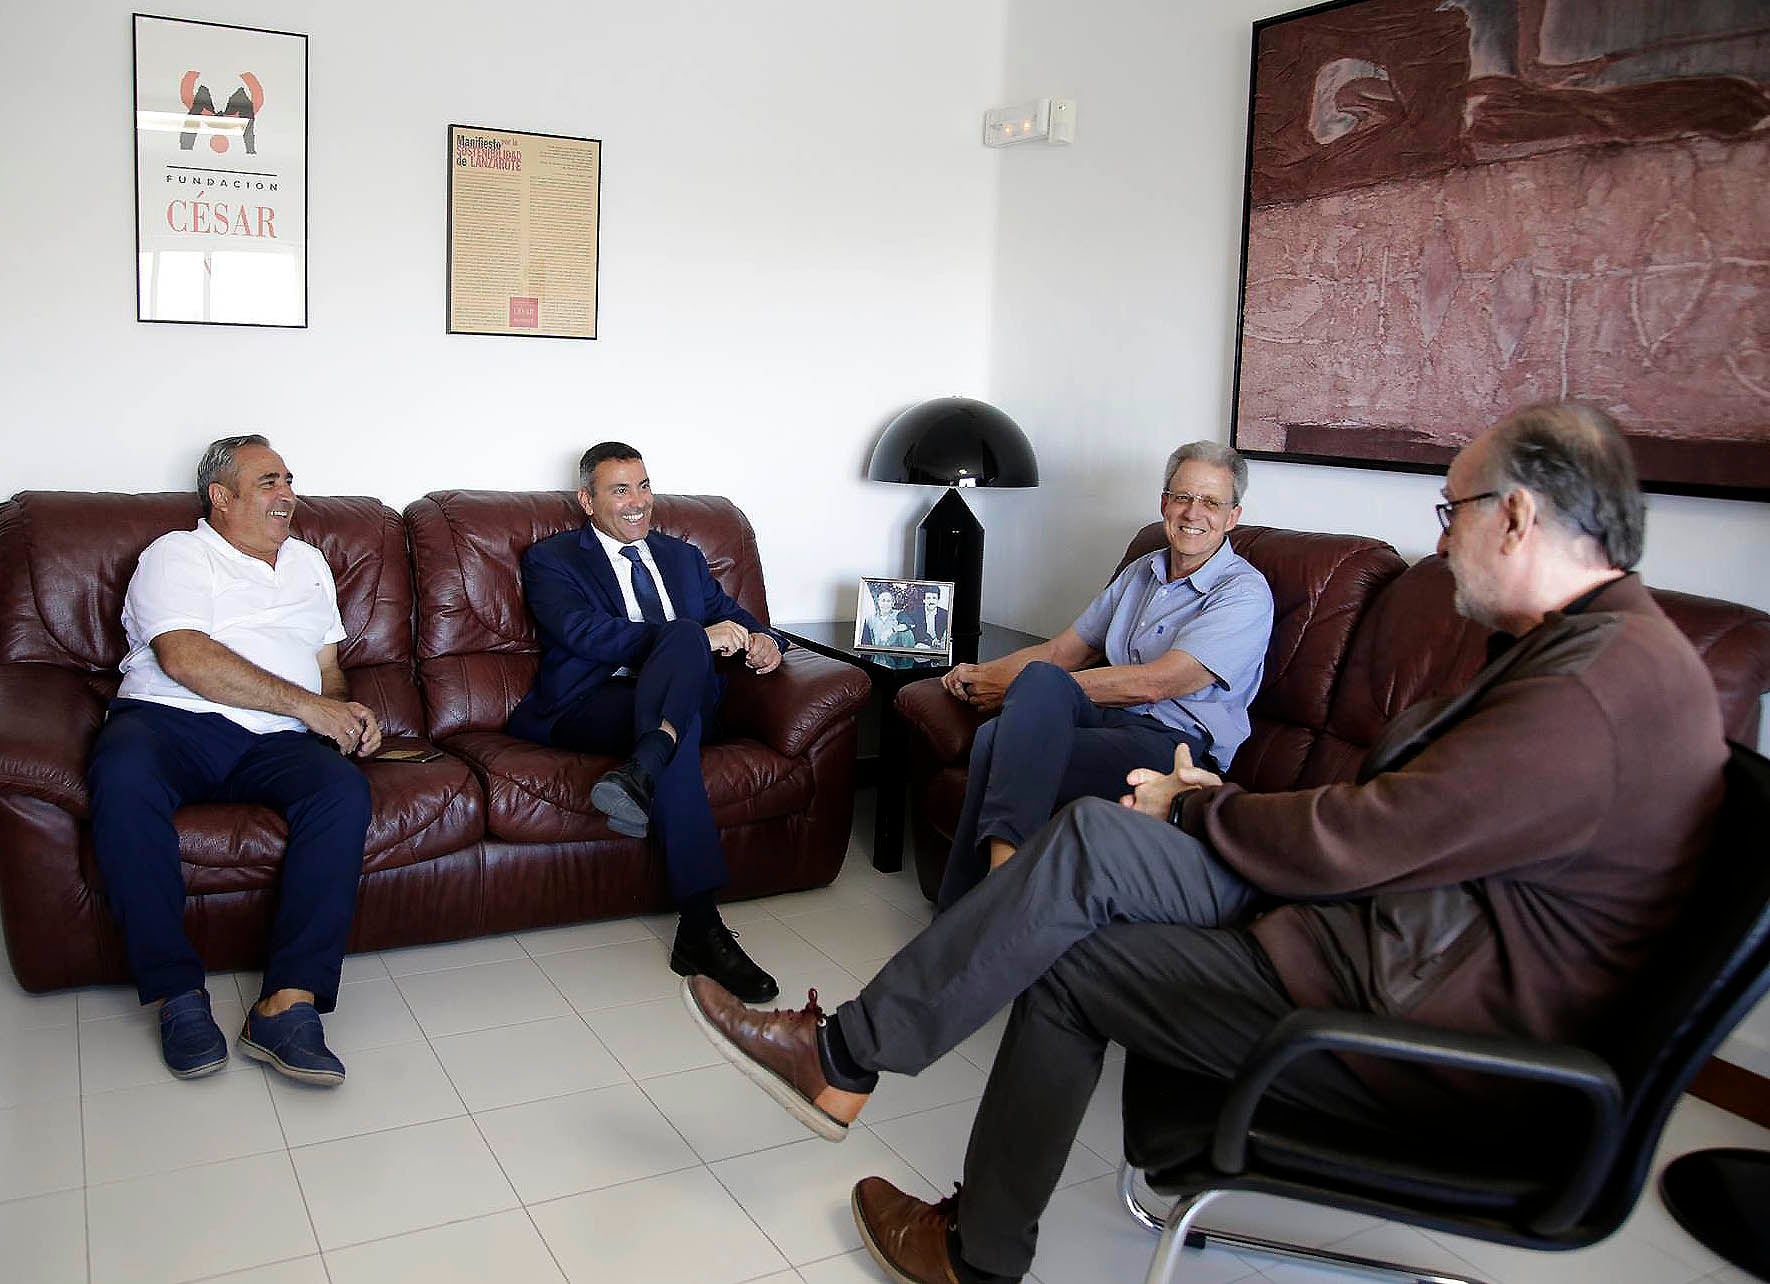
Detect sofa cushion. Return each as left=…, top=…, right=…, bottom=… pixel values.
left=1652, top=588, right=1770, bottom=744
left=441, top=731, right=812, bottom=844
left=81, top=750, right=487, bottom=897
left=406, top=490, right=775, bottom=738
left=1303, top=556, right=1490, bottom=786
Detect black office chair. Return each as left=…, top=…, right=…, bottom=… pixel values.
left=1118, top=741, right=1770, bottom=1284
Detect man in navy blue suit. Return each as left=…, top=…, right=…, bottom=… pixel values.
left=508, top=442, right=784, bottom=1001
left=901, top=585, right=950, bottom=650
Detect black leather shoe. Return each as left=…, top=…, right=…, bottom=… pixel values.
left=671, top=919, right=780, bottom=1003
left=590, top=759, right=652, bottom=837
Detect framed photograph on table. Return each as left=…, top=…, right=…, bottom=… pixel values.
left=854, top=578, right=955, bottom=659
left=447, top=124, right=601, bottom=339
left=1230, top=0, right=1770, bottom=499
left=133, top=14, right=307, bottom=327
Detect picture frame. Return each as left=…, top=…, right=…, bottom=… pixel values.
left=133, top=13, right=308, bottom=327
left=1229, top=0, right=1770, bottom=500
left=447, top=124, right=601, bottom=339
left=854, top=578, right=956, bottom=659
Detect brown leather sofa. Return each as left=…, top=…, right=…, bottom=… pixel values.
left=897, top=523, right=1770, bottom=901
left=0, top=490, right=869, bottom=993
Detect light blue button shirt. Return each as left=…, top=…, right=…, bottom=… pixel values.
left=1071, top=538, right=1274, bottom=772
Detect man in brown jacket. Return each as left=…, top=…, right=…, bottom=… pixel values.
left=683, top=404, right=1728, bottom=1284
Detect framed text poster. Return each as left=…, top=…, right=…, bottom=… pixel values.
left=447, top=125, right=601, bottom=339
left=133, top=13, right=308, bottom=327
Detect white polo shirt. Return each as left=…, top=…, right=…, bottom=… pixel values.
left=117, top=519, right=348, bottom=734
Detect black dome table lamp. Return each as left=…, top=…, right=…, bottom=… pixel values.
left=866, top=397, right=1039, bottom=644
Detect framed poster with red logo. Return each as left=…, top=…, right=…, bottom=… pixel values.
left=133, top=14, right=308, bottom=327
left=447, top=125, right=601, bottom=339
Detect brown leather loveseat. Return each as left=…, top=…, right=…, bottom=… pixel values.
left=897, top=523, right=1770, bottom=900
left=0, top=490, right=869, bottom=992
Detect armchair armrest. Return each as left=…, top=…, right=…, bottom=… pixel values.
left=1213, top=1008, right=1622, bottom=1235
left=719, top=649, right=870, bottom=758
left=894, top=678, right=988, bottom=765
left=0, top=663, right=107, bottom=817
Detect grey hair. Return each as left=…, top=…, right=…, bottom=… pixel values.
left=1163, top=441, right=1249, bottom=505
left=196, top=434, right=270, bottom=517
left=1485, top=403, right=1645, bottom=570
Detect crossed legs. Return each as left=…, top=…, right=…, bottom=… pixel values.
left=938, top=662, right=1203, bottom=908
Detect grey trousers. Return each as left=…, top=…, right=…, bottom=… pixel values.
left=834, top=797, right=1396, bottom=1279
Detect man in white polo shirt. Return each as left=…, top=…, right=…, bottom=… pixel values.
left=86, top=435, right=378, bottom=1084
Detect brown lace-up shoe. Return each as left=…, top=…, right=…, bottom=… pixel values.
left=852, top=1177, right=964, bottom=1284
left=681, top=976, right=861, bottom=1141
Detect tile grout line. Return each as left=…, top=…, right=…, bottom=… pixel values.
left=252, top=1009, right=334, bottom=1284
left=394, top=939, right=574, bottom=1282
left=76, top=994, right=92, bottom=1284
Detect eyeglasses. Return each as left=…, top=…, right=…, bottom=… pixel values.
left=1162, top=490, right=1231, bottom=513
left=1434, top=491, right=1498, bottom=532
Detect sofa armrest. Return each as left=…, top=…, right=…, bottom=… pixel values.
left=894, top=677, right=988, bottom=767
left=720, top=648, right=870, bottom=758
left=0, top=663, right=105, bottom=817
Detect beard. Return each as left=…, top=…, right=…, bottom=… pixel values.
left=1451, top=569, right=1503, bottom=631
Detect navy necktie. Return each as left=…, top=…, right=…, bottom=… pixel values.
left=620, top=545, right=667, bottom=624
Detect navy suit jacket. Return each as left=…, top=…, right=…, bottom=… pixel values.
left=508, top=525, right=780, bottom=744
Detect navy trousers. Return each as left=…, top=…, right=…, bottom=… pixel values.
left=937, top=661, right=1204, bottom=908
left=86, top=699, right=371, bottom=1010
left=550, top=618, right=727, bottom=902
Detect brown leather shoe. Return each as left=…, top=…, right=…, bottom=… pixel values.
left=852, top=1177, right=964, bottom=1284
left=681, top=976, right=853, bottom=1141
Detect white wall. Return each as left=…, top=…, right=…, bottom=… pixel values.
left=985, top=0, right=1770, bottom=1077
left=0, top=0, right=1009, bottom=622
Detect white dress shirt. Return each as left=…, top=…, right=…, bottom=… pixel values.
left=591, top=525, right=678, bottom=622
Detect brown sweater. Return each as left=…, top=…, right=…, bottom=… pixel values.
left=1178, top=575, right=1727, bottom=1049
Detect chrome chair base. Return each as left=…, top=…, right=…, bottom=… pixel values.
left=1118, top=1164, right=1489, bottom=1284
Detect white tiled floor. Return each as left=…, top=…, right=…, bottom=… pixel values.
left=4, top=795, right=1768, bottom=1283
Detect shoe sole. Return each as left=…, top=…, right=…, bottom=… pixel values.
left=679, top=978, right=848, bottom=1143
left=238, top=1036, right=345, bottom=1086
left=167, top=1052, right=228, bottom=1080
left=589, top=778, right=650, bottom=836
left=668, top=951, right=779, bottom=1004
left=851, top=1185, right=929, bottom=1284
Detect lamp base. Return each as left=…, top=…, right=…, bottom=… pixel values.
left=917, top=489, right=983, bottom=642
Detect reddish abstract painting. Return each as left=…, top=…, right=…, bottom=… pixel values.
left=1232, top=0, right=1770, bottom=498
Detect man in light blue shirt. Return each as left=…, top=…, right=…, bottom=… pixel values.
left=936, top=442, right=1273, bottom=907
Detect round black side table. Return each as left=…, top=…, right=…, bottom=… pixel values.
left=1660, top=1148, right=1770, bottom=1281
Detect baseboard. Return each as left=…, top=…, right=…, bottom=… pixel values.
left=1689, top=1057, right=1770, bottom=1131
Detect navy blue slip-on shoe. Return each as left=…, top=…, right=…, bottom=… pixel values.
left=159, top=988, right=229, bottom=1079
left=238, top=1002, right=345, bottom=1086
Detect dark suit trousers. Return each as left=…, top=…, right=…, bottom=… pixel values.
left=937, top=660, right=1204, bottom=909
left=550, top=618, right=727, bottom=901
left=86, top=699, right=371, bottom=1010
left=836, top=798, right=1405, bottom=1278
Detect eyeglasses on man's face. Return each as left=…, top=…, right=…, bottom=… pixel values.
left=1162, top=490, right=1231, bottom=514
left=1434, top=491, right=1498, bottom=533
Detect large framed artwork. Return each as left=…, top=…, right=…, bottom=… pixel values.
left=133, top=14, right=307, bottom=327
left=1230, top=0, right=1770, bottom=499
